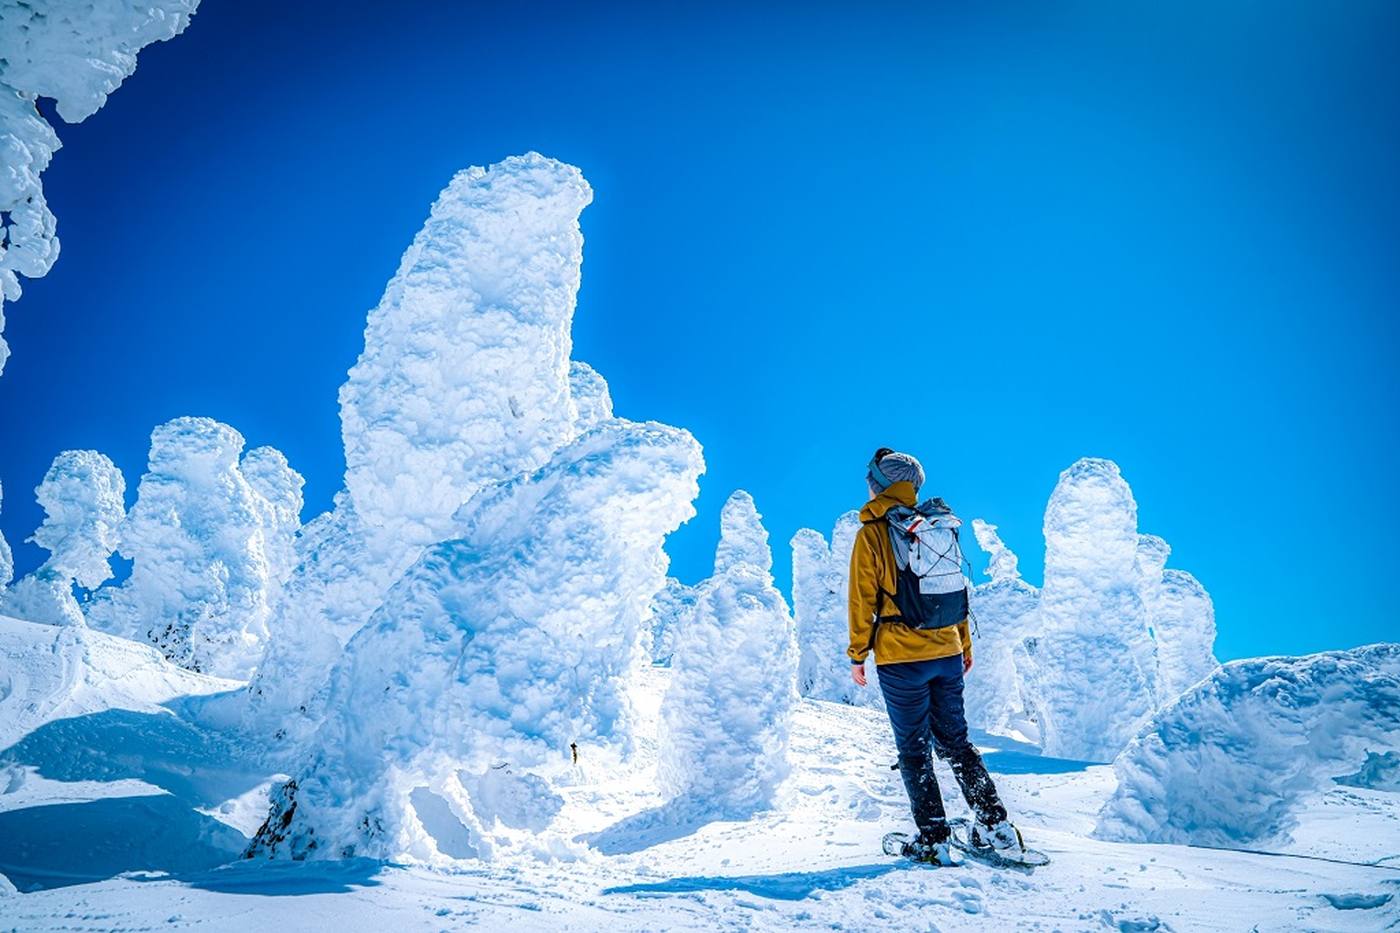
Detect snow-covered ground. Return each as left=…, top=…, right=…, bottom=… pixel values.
left=2, top=615, right=1395, bottom=931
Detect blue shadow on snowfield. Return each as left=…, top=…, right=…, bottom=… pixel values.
left=579, top=801, right=717, bottom=855
left=170, top=857, right=389, bottom=896
left=970, top=728, right=1094, bottom=775
left=0, top=794, right=247, bottom=892
left=603, top=862, right=904, bottom=901
left=1, top=707, right=266, bottom=805
left=0, top=705, right=279, bottom=892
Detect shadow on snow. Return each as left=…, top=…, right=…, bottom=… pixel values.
left=603, top=862, right=907, bottom=901
left=0, top=705, right=279, bottom=892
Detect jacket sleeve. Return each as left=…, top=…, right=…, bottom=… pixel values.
left=957, top=619, right=973, bottom=663
left=847, top=526, right=881, bottom=664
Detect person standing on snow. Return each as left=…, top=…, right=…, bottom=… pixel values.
left=849, top=447, right=1023, bottom=865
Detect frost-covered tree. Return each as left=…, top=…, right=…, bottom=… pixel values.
left=1016, top=458, right=1156, bottom=761
left=241, top=446, right=304, bottom=591
left=0, top=479, right=13, bottom=590
left=659, top=491, right=797, bottom=818
left=339, top=152, right=593, bottom=551
left=791, top=511, right=879, bottom=707
left=648, top=576, right=696, bottom=666
left=0, top=0, right=200, bottom=375
left=1096, top=643, right=1400, bottom=846
left=247, top=421, right=703, bottom=862
left=965, top=520, right=1039, bottom=738
left=244, top=154, right=600, bottom=745
left=0, top=450, right=125, bottom=625
left=86, top=417, right=301, bottom=679
left=1136, top=534, right=1218, bottom=700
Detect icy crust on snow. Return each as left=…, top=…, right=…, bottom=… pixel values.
left=1097, top=643, right=1400, bottom=846
left=0, top=0, right=199, bottom=374
left=792, top=511, right=880, bottom=708
left=86, top=417, right=302, bottom=679
left=247, top=421, right=703, bottom=861
left=0, top=450, right=126, bottom=627
left=659, top=491, right=797, bottom=818
left=339, top=152, right=593, bottom=550
left=1017, top=458, right=1157, bottom=762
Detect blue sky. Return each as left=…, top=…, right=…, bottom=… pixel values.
left=1, top=1, right=1396, bottom=662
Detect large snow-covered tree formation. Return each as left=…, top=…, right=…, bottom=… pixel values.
left=0, top=0, right=200, bottom=375
left=85, top=417, right=302, bottom=679
left=248, top=421, right=703, bottom=862
left=243, top=153, right=600, bottom=750
left=659, top=490, right=797, bottom=819
left=240, top=153, right=709, bottom=862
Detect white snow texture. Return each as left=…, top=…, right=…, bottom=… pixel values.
left=1096, top=643, right=1400, bottom=845
left=249, top=421, right=703, bottom=860
left=85, top=417, right=302, bottom=679
left=659, top=491, right=797, bottom=818
left=0, top=0, right=199, bottom=374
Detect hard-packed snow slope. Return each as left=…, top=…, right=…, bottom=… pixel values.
left=1, top=618, right=1397, bottom=931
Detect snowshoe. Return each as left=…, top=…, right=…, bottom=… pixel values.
left=947, top=817, right=1050, bottom=868
left=882, top=831, right=960, bottom=867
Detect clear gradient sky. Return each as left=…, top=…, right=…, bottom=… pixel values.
left=1, top=1, right=1396, bottom=662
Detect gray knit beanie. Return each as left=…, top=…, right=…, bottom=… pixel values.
left=868, top=449, right=924, bottom=492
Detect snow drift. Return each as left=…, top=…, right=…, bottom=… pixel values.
left=659, top=491, right=797, bottom=818
left=0, top=0, right=200, bottom=375
left=247, top=421, right=703, bottom=861
left=1096, top=643, right=1400, bottom=846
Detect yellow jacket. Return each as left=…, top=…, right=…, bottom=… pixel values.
left=846, top=481, right=973, bottom=667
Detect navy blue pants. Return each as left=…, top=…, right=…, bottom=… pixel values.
left=878, top=654, right=1007, bottom=842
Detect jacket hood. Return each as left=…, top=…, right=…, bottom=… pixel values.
left=860, top=481, right=919, bottom=522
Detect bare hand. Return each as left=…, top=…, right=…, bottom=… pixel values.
left=963, top=654, right=974, bottom=675
left=851, top=662, right=868, bottom=687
